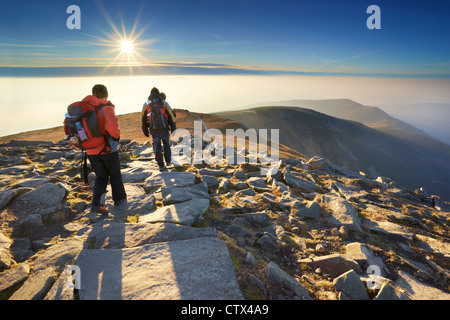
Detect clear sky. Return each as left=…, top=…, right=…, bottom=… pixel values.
left=1, top=0, right=450, bottom=77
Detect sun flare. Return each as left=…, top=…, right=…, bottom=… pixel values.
left=121, top=40, right=134, bottom=54
left=89, top=4, right=155, bottom=72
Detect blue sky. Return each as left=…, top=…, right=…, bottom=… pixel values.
left=1, top=0, right=450, bottom=77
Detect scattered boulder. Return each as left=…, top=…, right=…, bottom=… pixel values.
left=267, top=261, right=311, bottom=300
left=321, top=193, right=363, bottom=233
left=333, top=269, right=369, bottom=300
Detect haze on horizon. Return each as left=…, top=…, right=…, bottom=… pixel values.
left=1, top=74, right=450, bottom=140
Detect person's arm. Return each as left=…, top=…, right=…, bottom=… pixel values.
left=103, top=105, right=120, bottom=140
left=141, top=103, right=150, bottom=137
left=164, top=102, right=176, bottom=132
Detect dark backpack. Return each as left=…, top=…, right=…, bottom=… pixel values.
left=64, top=101, right=111, bottom=149
left=147, top=94, right=169, bottom=131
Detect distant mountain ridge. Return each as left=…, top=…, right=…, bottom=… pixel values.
left=379, top=102, right=450, bottom=146
left=242, top=99, right=450, bottom=152
left=217, top=105, right=450, bottom=200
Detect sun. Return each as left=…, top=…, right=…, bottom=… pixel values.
left=88, top=4, right=155, bottom=73
left=121, top=40, right=134, bottom=54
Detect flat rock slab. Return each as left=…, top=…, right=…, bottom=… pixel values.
left=322, top=193, right=363, bottom=233
left=85, top=222, right=217, bottom=249
left=106, top=183, right=155, bottom=217
left=75, top=237, right=243, bottom=300
left=144, top=172, right=196, bottom=189
left=394, top=270, right=450, bottom=300
left=10, top=183, right=68, bottom=218
left=363, top=219, right=414, bottom=242
left=139, top=199, right=209, bottom=226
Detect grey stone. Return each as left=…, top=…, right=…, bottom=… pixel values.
left=373, top=282, right=410, bottom=300
left=233, top=170, right=248, bottom=181
left=272, top=179, right=289, bottom=193
left=345, top=242, right=387, bottom=277
left=321, top=193, right=363, bottom=233
left=139, top=199, right=210, bottom=226
left=240, top=212, right=271, bottom=227
left=257, top=235, right=279, bottom=253
left=235, top=188, right=257, bottom=197
left=143, top=171, right=196, bottom=189
left=11, top=238, right=34, bottom=262
left=43, top=151, right=65, bottom=161
left=220, top=195, right=258, bottom=214
left=198, top=168, right=227, bottom=177
left=11, top=183, right=68, bottom=218
left=75, top=237, right=243, bottom=300
left=121, top=166, right=154, bottom=183
left=307, top=155, right=361, bottom=178
left=44, top=267, right=76, bottom=300
left=32, top=238, right=84, bottom=274
left=0, top=189, right=17, bottom=210
left=160, top=182, right=209, bottom=205
left=0, top=263, right=30, bottom=295
left=267, top=261, right=311, bottom=300
left=107, top=183, right=156, bottom=217
left=21, top=214, right=45, bottom=236
left=283, top=167, right=321, bottom=192
left=202, top=175, right=220, bottom=188
left=299, top=253, right=362, bottom=276
left=0, top=232, right=12, bottom=269
left=333, top=269, right=369, bottom=300
left=296, top=201, right=322, bottom=219
left=247, top=177, right=271, bottom=192
left=333, top=182, right=369, bottom=201
left=394, top=270, right=450, bottom=300
left=363, top=219, right=414, bottom=242
left=134, top=144, right=153, bottom=156
left=9, top=267, right=57, bottom=300
left=415, top=234, right=450, bottom=258
left=244, top=251, right=258, bottom=266
left=85, top=222, right=216, bottom=249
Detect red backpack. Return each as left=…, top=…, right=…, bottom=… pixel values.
left=64, top=101, right=111, bottom=150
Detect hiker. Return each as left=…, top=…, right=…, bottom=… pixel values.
left=141, top=87, right=176, bottom=172
left=72, top=84, right=127, bottom=214
left=160, top=92, right=176, bottom=118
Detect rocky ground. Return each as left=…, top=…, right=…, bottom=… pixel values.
left=0, top=138, right=449, bottom=300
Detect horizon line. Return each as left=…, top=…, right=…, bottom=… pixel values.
left=1, top=65, right=449, bottom=79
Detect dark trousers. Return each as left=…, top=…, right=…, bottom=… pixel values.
left=151, top=130, right=171, bottom=167
left=88, top=151, right=127, bottom=207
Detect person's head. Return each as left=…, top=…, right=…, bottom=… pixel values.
left=150, top=87, right=159, bottom=95
left=160, top=92, right=166, bottom=100
left=92, top=84, right=108, bottom=99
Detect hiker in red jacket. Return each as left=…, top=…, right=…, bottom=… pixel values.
left=85, top=84, right=127, bottom=214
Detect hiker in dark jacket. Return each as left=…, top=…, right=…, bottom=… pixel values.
left=141, top=87, right=176, bottom=171
left=88, top=84, right=127, bottom=213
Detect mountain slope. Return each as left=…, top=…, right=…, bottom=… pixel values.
left=217, top=106, right=450, bottom=200
left=244, top=99, right=449, bottom=153
left=379, top=103, right=450, bottom=146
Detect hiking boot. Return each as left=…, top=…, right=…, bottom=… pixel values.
left=114, top=198, right=128, bottom=208
left=159, top=166, right=168, bottom=172
left=91, top=205, right=109, bottom=214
